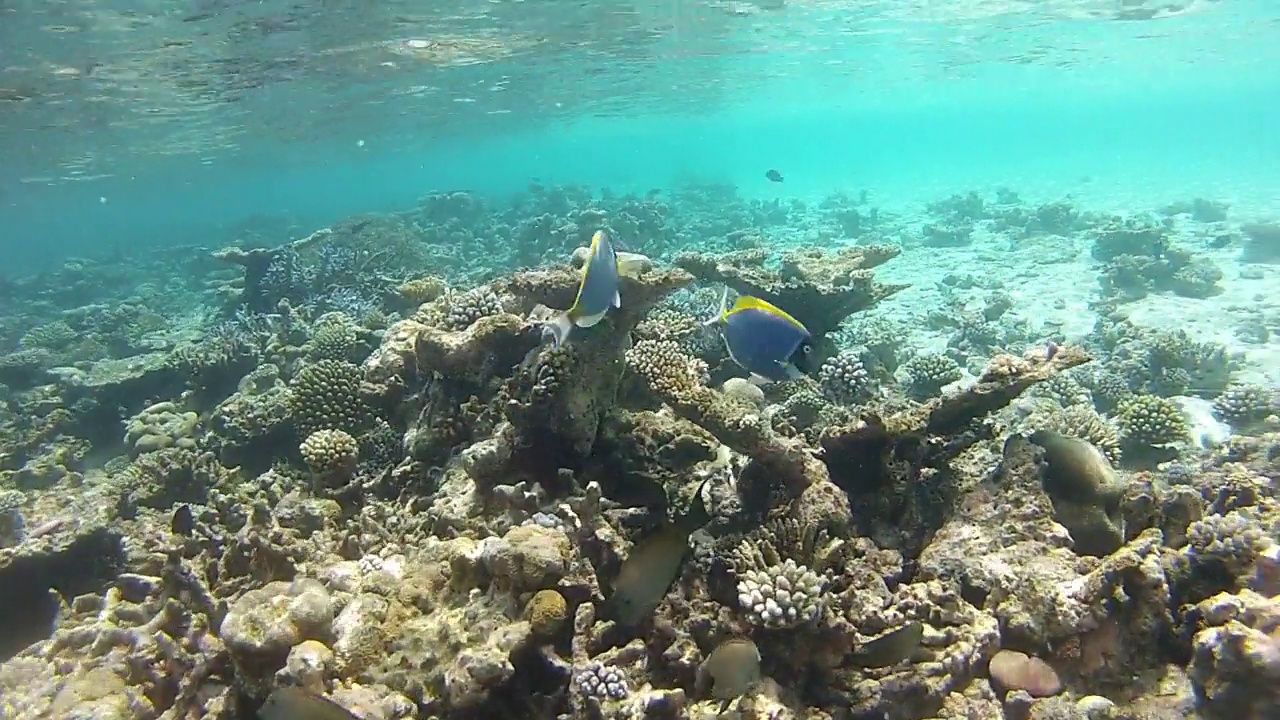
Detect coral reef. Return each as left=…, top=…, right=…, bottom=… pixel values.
left=1, top=183, right=1277, bottom=720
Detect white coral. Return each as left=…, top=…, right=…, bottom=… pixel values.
left=736, top=558, right=825, bottom=628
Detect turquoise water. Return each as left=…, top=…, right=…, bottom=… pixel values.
left=2, top=0, right=1277, bottom=269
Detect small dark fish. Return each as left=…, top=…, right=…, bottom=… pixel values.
left=607, top=479, right=710, bottom=627
left=848, top=621, right=925, bottom=668
left=171, top=504, right=194, bottom=536
left=849, top=617, right=921, bottom=666
left=259, top=687, right=359, bottom=720
left=765, top=169, right=784, bottom=183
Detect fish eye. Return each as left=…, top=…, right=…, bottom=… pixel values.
left=802, top=345, right=813, bottom=354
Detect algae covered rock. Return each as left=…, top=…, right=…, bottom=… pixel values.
left=331, top=593, right=391, bottom=676
left=220, top=578, right=335, bottom=685
left=526, top=588, right=569, bottom=638
left=477, top=524, right=573, bottom=592
left=1187, top=589, right=1280, bottom=719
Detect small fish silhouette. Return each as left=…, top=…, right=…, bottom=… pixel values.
left=764, top=169, right=784, bottom=183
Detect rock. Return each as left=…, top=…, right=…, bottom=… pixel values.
left=220, top=578, right=335, bottom=685
left=988, top=649, right=1063, bottom=697
left=478, top=525, right=572, bottom=591
left=276, top=640, right=334, bottom=694
left=1188, top=590, right=1280, bottom=718
left=332, top=593, right=391, bottom=675
left=318, top=560, right=365, bottom=594
left=1076, top=695, right=1117, bottom=718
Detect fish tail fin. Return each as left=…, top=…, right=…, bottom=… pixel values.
left=543, top=312, right=574, bottom=348
left=681, top=476, right=712, bottom=532
left=703, top=286, right=730, bottom=327
left=782, top=362, right=804, bottom=381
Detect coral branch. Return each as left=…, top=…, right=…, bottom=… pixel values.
left=675, top=244, right=907, bottom=338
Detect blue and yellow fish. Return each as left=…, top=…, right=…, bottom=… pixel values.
left=704, top=288, right=815, bottom=384
left=544, top=229, right=622, bottom=348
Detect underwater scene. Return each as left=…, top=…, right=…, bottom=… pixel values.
left=2, top=0, right=1280, bottom=718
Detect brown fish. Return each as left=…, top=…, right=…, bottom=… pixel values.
left=608, top=480, right=710, bottom=627
left=1028, top=430, right=1119, bottom=505
left=697, top=637, right=762, bottom=702
left=258, top=687, right=359, bottom=720
left=848, top=621, right=925, bottom=668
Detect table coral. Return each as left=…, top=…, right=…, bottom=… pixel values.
left=674, top=244, right=906, bottom=342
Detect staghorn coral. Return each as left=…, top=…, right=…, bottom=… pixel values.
left=0, top=543, right=228, bottom=720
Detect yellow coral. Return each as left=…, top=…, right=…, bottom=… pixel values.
left=300, top=429, right=358, bottom=486
left=398, top=275, right=448, bottom=304
left=626, top=338, right=707, bottom=404
left=525, top=588, right=568, bottom=637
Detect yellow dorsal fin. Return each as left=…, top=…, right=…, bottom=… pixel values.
left=726, top=295, right=808, bottom=332
left=569, top=231, right=606, bottom=313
